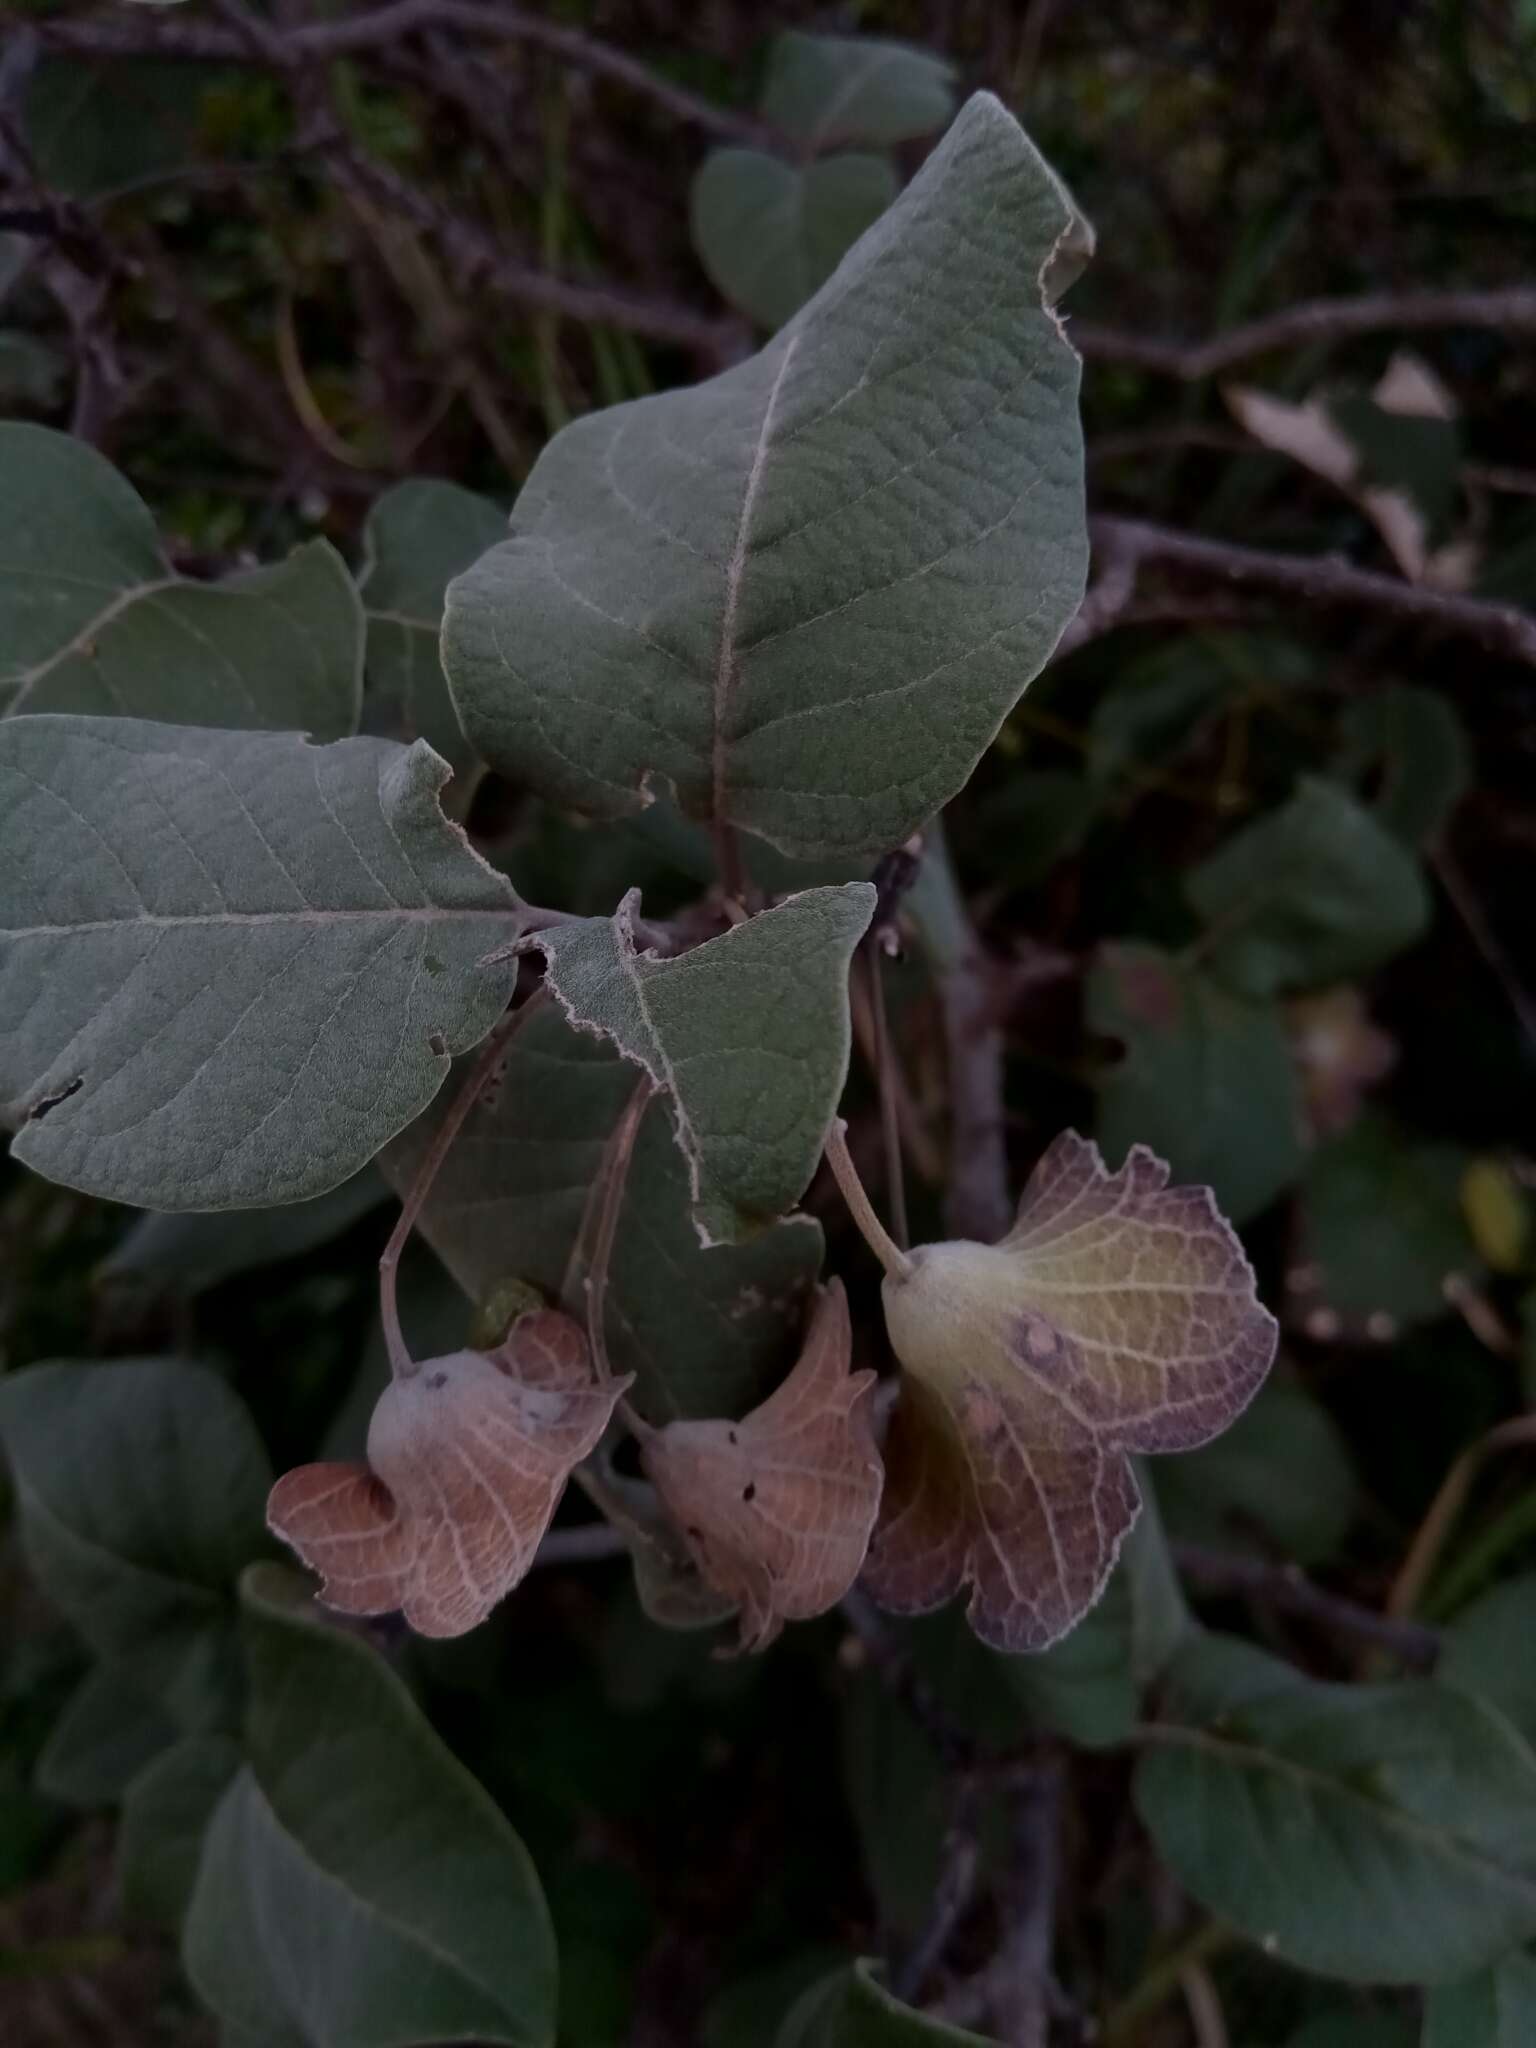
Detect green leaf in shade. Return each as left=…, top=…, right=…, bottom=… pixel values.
left=1001, top=1562, right=1138, bottom=1747
left=1186, top=777, right=1431, bottom=997
left=1285, top=2015, right=1415, bottom=2048
left=865, top=1132, right=1276, bottom=1652
left=101, top=1170, right=387, bottom=1300
left=182, top=1563, right=556, bottom=2048
left=1333, top=684, right=1470, bottom=848
left=1424, top=1951, right=1536, bottom=2048
left=1088, top=941, right=1303, bottom=1226
left=118, top=1735, right=240, bottom=1929
left=1135, top=1634, right=1536, bottom=1983
left=1298, top=1112, right=1477, bottom=1330
left=840, top=1662, right=950, bottom=1937
left=444, top=95, right=1089, bottom=864
left=1085, top=637, right=1236, bottom=789
left=761, top=34, right=957, bottom=149
left=778, top=1958, right=988, bottom=2045
left=692, top=150, right=898, bottom=330
left=381, top=1004, right=823, bottom=1420
left=538, top=882, right=873, bottom=1243
left=1441, top=1578, right=1536, bottom=1749
left=36, top=1664, right=178, bottom=1807
left=24, top=56, right=225, bottom=198
left=359, top=479, right=505, bottom=778
left=0, top=1359, right=269, bottom=1726
left=0, top=425, right=361, bottom=736
left=1157, top=1378, right=1357, bottom=1567
left=964, top=770, right=1100, bottom=890
left=0, top=718, right=522, bottom=1209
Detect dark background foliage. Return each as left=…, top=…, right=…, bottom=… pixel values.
left=1, top=3, right=1534, bottom=2044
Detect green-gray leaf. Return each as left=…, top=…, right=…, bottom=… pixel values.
left=1424, top=1951, right=1536, bottom=2048
left=0, top=717, right=522, bottom=1208
left=538, top=882, right=873, bottom=1242
left=1136, top=1635, right=1536, bottom=1983
left=359, top=479, right=505, bottom=778
left=1157, top=1379, right=1357, bottom=1567
left=1442, top=1578, right=1536, bottom=1749
left=118, top=1734, right=240, bottom=1929
left=101, top=1170, right=388, bottom=1300
left=1187, top=777, right=1430, bottom=996
left=778, top=1959, right=987, bottom=2044
left=1300, top=1113, right=1476, bottom=1329
left=0, top=425, right=361, bottom=736
left=692, top=150, right=898, bottom=330
left=1334, top=685, right=1469, bottom=848
left=444, top=95, right=1089, bottom=864
left=182, top=1563, right=556, bottom=2048
left=380, top=1003, right=822, bottom=1419
left=0, top=1359, right=269, bottom=1725
left=761, top=34, right=957, bottom=150
left=1087, top=942, right=1303, bottom=1225
left=37, top=1664, right=178, bottom=1807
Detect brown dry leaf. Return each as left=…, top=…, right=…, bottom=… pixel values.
left=641, top=1280, right=882, bottom=1651
left=268, top=1308, right=629, bottom=1637
left=864, top=1131, right=1276, bottom=1652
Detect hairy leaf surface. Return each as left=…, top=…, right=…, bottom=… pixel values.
left=444, top=94, right=1089, bottom=861
left=1424, top=1952, right=1536, bottom=2048
left=0, top=717, right=522, bottom=1208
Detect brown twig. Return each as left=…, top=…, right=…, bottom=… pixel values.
left=572, top=1077, right=654, bottom=1438
left=1173, top=1542, right=1440, bottom=1668
left=986, top=1764, right=1063, bottom=2048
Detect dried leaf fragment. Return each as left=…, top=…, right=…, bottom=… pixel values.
left=864, top=1131, right=1276, bottom=1652
left=642, top=1280, right=882, bottom=1650
left=268, top=1309, right=629, bottom=1637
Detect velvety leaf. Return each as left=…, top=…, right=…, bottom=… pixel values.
left=1298, top=1112, right=1476, bottom=1330
left=1136, top=1634, right=1536, bottom=1982
left=118, top=1734, right=240, bottom=1929
left=0, top=1359, right=269, bottom=1724
left=1424, top=1952, right=1536, bottom=2048
left=269, top=1309, right=628, bottom=1637
left=642, top=1281, right=881, bottom=1649
left=381, top=1004, right=824, bottom=1420
left=1186, top=777, right=1431, bottom=997
left=537, top=882, right=874, bottom=1243
left=359, top=479, right=505, bottom=777
left=692, top=150, right=898, bottom=330
left=444, top=95, right=1089, bottom=863
left=184, top=1566, right=554, bottom=2045
left=761, top=33, right=957, bottom=149
left=36, top=1664, right=178, bottom=1806
left=1334, top=684, right=1470, bottom=847
left=0, top=717, right=522, bottom=1208
left=1157, top=1378, right=1357, bottom=1567
left=1088, top=941, right=1303, bottom=1225
left=778, top=1959, right=988, bottom=2045
left=1120, top=1467, right=1195, bottom=1681
left=101, top=1169, right=388, bottom=1299
left=865, top=1132, right=1276, bottom=1652
left=1441, top=1578, right=1536, bottom=1749
left=0, top=425, right=361, bottom=736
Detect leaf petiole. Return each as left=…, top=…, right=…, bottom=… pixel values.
left=825, top=1118, right=915, bottom=1283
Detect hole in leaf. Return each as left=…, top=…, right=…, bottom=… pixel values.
left=427, top=1030, right=447, bottom=1056
left=28, top=1076, right=83, bottom=1121
left=742, top=1482, right=757, bottom=1503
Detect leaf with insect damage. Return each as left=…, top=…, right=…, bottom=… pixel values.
left=642, top=1280, right=881, bottom=1650
left=863, top=1131, right=1276, bottom=1653
left=536, top=882, right=874, bottom=1244
left=267, top=1308, right=628, bottom=1638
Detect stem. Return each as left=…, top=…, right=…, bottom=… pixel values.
left=566, top=1074, right=654, bottom=1438
left=824, top=1119, right=914, bottom=1283
left=1387, top=1414, right=1536, bottom=1623
left=1101, top=1922, right=1237, bottom=2047
left=865, top=947, right=910, bottom=1252
left=379, top=989, right=544, bottom=1381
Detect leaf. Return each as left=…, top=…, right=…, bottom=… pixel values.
left=0, top=717, right=522, bottom=1208
left=840, top=1660, right=952, bottom=1934
left=1424, top=1952, right=1536, bottom=2048
left=1186, top=778, right=1431, bottom=997
left=761, top=34, right=957, bottom=150
left=268, top=1308, right=628, bottom=1637
left=1285, top=2015, right=1415, bottom=2048
left=100, top=1169, right=388, bottom=1299
left=537, top=882, right=874, bottom=1243
left=692, top=150, right=898, bottom=330
left=1157, top=1378, right=1357, bottom=1567
left=0, top=1358, right=269, bottom=1724
left=36, top=1664, right=178, bottom=1806
left=1088, top=942, right=1303, bottom=1226
left=24, top=55, right=225, bottom=199
left=1135, top=1634, right=1536, bottom=1983
left=1298, top=1112, right=1477, bottom=1330
left=864, top=1131, right=1276, bottom=1652
left=381, top=1003, right=824, bottom=1421
left=443, top=95, right=1090, bottom=864
left=359, top=479, right=505, bottom=778
left=1001, top=1563, right=1138, bottom=1746
left=1333, top=685, right=1470, bottom=847
left=641, top=1281, right=880, bottom=1649
left=1441, top=1577, right=1536, bottom=1749
left=778, top=1958, right=988, bottom=2045
left=183, top=1562, right=556, bottom=2048
left=0, top=425, right=362, bottom=737
left=118, top=1734, right=240, bottom=1929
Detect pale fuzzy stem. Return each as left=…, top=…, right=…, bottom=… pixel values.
left=825, top=1119, right=915, bottom=1283
left=569, top=1074, right=655, bottom=1440
left=379, top=988, right=546, bottom=1381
